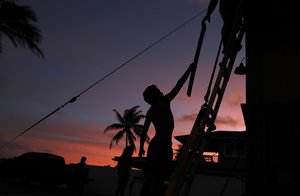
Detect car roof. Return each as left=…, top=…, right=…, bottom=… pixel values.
left=19, top=152, right=65, bottom=162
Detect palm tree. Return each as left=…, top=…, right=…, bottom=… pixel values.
left=0, top=0, right=45, bottom=58
left=104, top=105, right=150, bottom=150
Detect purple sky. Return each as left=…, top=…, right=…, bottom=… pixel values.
left=0, top=0, right=246, bottom=166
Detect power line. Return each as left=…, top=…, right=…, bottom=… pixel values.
left=0, top=9, right=207, bottom=150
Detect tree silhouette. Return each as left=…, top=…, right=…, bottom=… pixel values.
left=0, top=0, right=45, bottom=58
left=104, top=105, right=149, bottom=150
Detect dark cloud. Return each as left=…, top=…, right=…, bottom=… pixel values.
left=177, top=113, right=243, bottom=128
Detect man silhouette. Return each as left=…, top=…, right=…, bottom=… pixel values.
left=139, top=63, right=194, bottom=196
left=203, top=0, right=243, bottom=55
left=71, top=156, right=89, bottom=196
left=115, top=146, right=134, bottom=196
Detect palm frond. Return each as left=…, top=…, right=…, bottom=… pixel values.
left=0, top=0, right=45, bottom=58
left=129, top=105, right=140, bottom=113
left=132, top=114, right=145, bottom=124
left=112, top=109, right=125, bottom=124
left=126, top=106, right=145, bottom=124
left=109, top=130, right=125, bottom=149
left=132, top=125, right=143, bottom=135
left=126, top=130, right=136, bottom=141
left=103, top=123, right=124, bottom=133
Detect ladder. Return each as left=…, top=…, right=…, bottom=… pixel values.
left=164, top=1, right=244, bottom=195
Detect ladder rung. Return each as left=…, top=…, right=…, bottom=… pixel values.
left=209, top=109, right=216, bottom=119
left=217, top=87, right=223, bottom=96
left=219, top=62, right=229, bottom=78
left=209, top=108, right=215, bottom=116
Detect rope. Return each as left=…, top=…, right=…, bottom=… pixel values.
left=0, top=9, right=207, bottom=150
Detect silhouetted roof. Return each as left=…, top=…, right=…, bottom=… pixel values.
left=174, top=130, right=246, bottom=144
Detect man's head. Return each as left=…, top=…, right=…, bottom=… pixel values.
left=143, top=85, right=163, bottom=105
left=80, top=156, right=87, bottom=163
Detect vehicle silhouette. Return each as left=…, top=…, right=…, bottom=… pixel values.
left=0, top=152, right=66, bottom=187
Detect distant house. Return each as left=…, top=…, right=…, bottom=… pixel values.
left=174, top=130, right=247, bottom=179
left=114, top=130, right=247, bottom=179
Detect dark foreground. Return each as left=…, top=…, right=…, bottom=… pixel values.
left=0, top=180, right=111, bottom=196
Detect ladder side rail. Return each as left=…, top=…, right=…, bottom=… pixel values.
left=165, top=37, right=242, bottom=196
left=179, top=124, right=217, bottom=196
left=181, top=25, right=245, bottom=196
left=181, top=26, right=245, bottom=196
left=169, top=28, right=244, bottom=195
left=206, top=62, right=230, bottom=115
left=177, top=53, right=241, bottom=196
left=211, top=29, right=245, bottom=119
left=165, top=1, right=245, bottom=195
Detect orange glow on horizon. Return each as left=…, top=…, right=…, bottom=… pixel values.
left=0, top=110, right=245, bottom=167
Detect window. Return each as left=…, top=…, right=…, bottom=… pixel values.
left=224, top=140, right=246, bottom=157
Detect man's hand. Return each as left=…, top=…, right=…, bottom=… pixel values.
left=139, top=148, right=145, bottom=158
left=189, top=62, right=196, bottom=71
left=202, top=15, right=211, bottom=23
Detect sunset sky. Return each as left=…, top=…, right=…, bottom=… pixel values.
left=0, top=0, right=246, bottom=166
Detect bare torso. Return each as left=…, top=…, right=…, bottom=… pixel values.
left=148, top=97, right=174, bottom=141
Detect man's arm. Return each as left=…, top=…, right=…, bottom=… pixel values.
left=165, top=63, right=194, bottom=101
left=202, top=0, right=219, bottom=23
left=139, top=111, right=151, bottom=157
